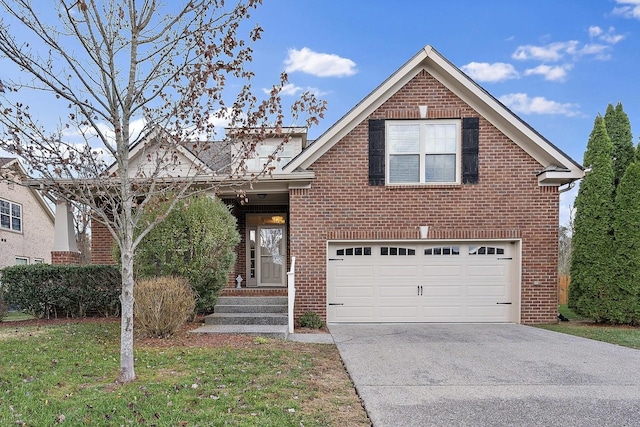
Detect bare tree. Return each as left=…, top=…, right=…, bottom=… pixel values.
left=0, top=0, right=324, bottom=383
left=558, top=205, right=575, bottom=276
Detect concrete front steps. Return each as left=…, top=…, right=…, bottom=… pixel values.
left=192, top=296, right=289, bottom=339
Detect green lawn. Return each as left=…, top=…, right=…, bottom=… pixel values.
left=537, top=305, right=640, bottom=350
left=0, top=321, right=369, bottom=426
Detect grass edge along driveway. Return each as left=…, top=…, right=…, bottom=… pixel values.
left=536, top=304, right=640, bottom=350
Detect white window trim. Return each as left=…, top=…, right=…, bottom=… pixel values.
left=0, top=198, right=22, bottom=233
left=385, top=119, right=461, bottom=185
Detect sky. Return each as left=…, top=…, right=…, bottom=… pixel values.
left=3, top=0, right=640, bottom=226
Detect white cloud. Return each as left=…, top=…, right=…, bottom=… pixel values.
left=460, top=62, right=519, bottom=82
left=588, top=26, right=625, bottom=44
left=613, top=0, right=640, bottom=19
left=588, top=26, right=603, bottom=37
left=512, top=41, right=579, bottom=62
left=524, top=64, right=573, bottom=82
left=499, top=93, right=580, bottom=117
left=261, top=83, right=327, bottom=98
left=284, top=47, right=357, bottom=77
left=262, top=83, right=303, bottom=97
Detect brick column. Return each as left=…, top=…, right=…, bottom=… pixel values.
left=91, top=217, right=116, bottom=265
left=51, top=251, right=81, bottom=265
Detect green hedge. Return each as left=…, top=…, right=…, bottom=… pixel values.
left=1, top=264, right=121, bottom=319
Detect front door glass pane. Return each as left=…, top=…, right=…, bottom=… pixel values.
left=259, top=227, right=284, bottom=284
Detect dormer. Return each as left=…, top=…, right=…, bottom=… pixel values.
left=229, top=127, right=307, bottom=173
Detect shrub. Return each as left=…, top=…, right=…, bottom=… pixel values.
left=1, top=264, right=121, bottom=318
left=298, top=311, right=324, bottom=329
left=132, top=195, right=240, bottom=313
left=134, top=276, right=196, bottom=338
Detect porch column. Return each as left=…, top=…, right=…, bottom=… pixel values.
left=51, top=200, right=80, bottom=265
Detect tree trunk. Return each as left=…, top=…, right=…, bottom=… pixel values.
left=118, top=242, right=136, bottom=383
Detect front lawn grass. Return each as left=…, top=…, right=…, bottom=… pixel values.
left=0, top=320, right=369, bottom=426
left=537, top=304, right=640, bottom=350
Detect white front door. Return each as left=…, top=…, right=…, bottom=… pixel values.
left=246, top=214, right=287, bottom=287
left=258, top=226, right=286, bottom=286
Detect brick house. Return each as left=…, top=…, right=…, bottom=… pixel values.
left=79, top=46, right=583, bottom=325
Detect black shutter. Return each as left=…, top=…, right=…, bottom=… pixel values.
left=368, top=119, right=385, bottom=186
left=462, top=117, right=479, bottom=184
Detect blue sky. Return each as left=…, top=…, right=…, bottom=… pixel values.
left=3, top=1, right=640, bottom=226
left=244, top=0, right=640, bottom=226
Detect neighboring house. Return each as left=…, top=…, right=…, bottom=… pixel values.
left=80, top=46, right=583, bottom=324
left=0, top=157, right=55, bottom=268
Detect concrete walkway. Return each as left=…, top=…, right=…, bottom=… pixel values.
left=329, top=323, right=640, bottom=427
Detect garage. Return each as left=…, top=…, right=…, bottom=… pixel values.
left=327, top=241, right=519, bottom=323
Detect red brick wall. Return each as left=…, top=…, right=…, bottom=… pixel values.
left=51, top=251, right=81, bottom=265
left=91, top=218, right=116, bottom=265
left=290, top=70, right=559, bottom=325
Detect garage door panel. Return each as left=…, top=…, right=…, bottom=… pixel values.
left=332, top=305, right=374, bottom=321
left=421, top=264, right=462, bottom=276
left=379, top=285, right=420, bottom=297
left=379, top=265, right=419, bottom=277
left=333, top=265, right=374, bottom=279
left=421, top=305, right=464, bottom=321
left=328, top=242, right=517, bottom=323
left=379, top=306, right=418, bottom=320
left=422, top=285, right=463, bottom=296
left=466, top=305, right=511, bottom=321
left=467, top=265, right=507, bottom=277
left=467, top=284, right=508, bottom=297
left=334, top=285, right=375, bottom=298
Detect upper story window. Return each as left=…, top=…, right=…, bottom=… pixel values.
left=245, top=142, right=298, bottom=172
left=386, top=120, right=460, bottom=184
left=230, top=129, right=306, bottom=174
left=0, top=199, right=22, bottom=232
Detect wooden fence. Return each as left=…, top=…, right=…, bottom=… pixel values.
left=558, top=275, right=570, bottom=305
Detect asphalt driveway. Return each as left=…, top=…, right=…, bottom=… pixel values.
left=329, top=323, right=640, bottom=427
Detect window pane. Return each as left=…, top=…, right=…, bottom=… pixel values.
left=11, top=204, right=21, bottom=218
left=425, top=154, right=456, bottom=182
left=0, top=201, right=8, bottom=215
left=425, top=124, right=456, bottom=153
left=0, top=214, right=8, bottom=229
left=389, top=155, right=419, bottom=183
left=12, top=218, right=20, bottom=231
left=388, top=125, right=420, bottom=153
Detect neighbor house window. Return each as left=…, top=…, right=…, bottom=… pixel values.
left=0, top=199, right=22, bottom=232
left=386, top=120, right=460, bottom=184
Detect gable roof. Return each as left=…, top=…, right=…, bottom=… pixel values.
left=105, top=126, right=214, bottom=177
left=0, top=157, right=55, bottom=222
left=284, top=45, right=583, bottom=186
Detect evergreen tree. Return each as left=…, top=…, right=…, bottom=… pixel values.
left=612, top=161, right=640, bottom=324
left=569, top=115, right=615, bottom=321
left=605, top=102, right=634, bottom=191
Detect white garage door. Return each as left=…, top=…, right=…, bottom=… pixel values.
left=327, top=241, right=518, bottom=323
